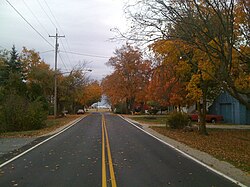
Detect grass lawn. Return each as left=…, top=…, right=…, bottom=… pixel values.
left=129, top=115, right=168, bottom=124
left=151, top=126, right=250, bottom=173
left=129, top=114, right=242, bottom=126
left=0, top=114, right=82, bottom=138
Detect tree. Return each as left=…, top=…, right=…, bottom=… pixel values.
left=148, top=40, right=191, bottom=109
left=0, top=46, right=49, bottom=132
left=150, top=40, right=221, bottom=134
left=8, top=45, right=22, bottom=74
left=58, top=65, right=89, bottom=113
left=80, top=80, right=102, bottom=107
left=20, top=47, right=54, bottom=104
left=102, top=44, right=151, bottom=113
left=1, top=46, right=27, bottom=96
left=102, top=72, right=127, bottom=110
left=123, top=0, right=250, bottom=109
left=0, top=49, right=9, bottom=86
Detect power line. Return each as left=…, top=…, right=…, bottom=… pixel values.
left=36, top=0, right=57, bottom=29
left=43, top=0, right=75, bottom=65
left=40, top=50, right=54, bottom=54
left=5, top=0, right=54, bottom=48
left=37, top=0, right=70, bottom=69
left=0, top=43, right=9, bottom=49
left=22, top=0, right=51, bottom=37
left=59, top=41, right=71, bottom=67
left=58, top=53, right=68, bottom=70
left=60, top=51, right=110, bottom=59
left=43, top=0, right=59, bottom=28
left=40, top=49, right=110, bottom=59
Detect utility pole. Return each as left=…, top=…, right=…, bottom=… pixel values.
left=49, top=29, right=65, bottom=118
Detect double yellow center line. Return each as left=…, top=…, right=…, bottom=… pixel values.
left=102, top=114, right=117, bottom=187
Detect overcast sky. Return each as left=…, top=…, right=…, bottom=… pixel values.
left=0, top=0, right=130, bottom=80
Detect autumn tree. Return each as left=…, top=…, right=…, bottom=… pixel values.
left=80, top=80, right=102, bottom=107
left=150, top=39, right=223, bottom=134
left=102, top=72, right=127, bottom=112
left=122, top=0, right=250, bottom=109
left=58, top=65, right=90, bottom=113
left=20, top=47, right=54, bottom=104
left=0, top=47, right=48, bottom=132
left=102, top=44, right=151, bottom=114
left=148, top=40, right=191, bottom=110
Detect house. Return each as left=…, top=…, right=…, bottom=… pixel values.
left=209, top=92, right=250, bottom=125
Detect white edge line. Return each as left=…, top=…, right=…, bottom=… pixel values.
left=119, top=115, right=247, bottom=187
left=0, top=116, right=86, bottom=168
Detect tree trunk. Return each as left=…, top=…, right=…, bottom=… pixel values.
left=125, top=99, right=129, bottom=114
left=140, top=102, right=145, bottom=113
left=197, top=100, right=208, bottom=135
left=126, top=97, right=135, bottom=114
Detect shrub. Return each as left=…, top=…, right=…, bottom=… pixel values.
left=0, top=94, right=47, bottom=132
left=25, top=101, right=47, bottom=130
left=148, top=108, right=159, bottom=115
left=167, top=112, right=190, bottom=129
left=1, top=94, right=27, bottom=132
left=114, top=103, right=128, bottom=114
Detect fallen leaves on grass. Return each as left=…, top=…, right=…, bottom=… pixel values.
left=151, top=127, right=250, bottom=173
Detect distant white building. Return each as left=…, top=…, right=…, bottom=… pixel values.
left=91, top=95, right=111, bottom=109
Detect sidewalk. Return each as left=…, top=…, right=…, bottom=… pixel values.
left=206, top=124, right=250, bottom=129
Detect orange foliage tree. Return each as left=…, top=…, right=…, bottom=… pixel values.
left=150, top=40, right=222, bottom=134
left=79, top=80, right=102, bottom=107
left=102, top=44, right=151, bottom=113
left=123, top=0, right=249, bottom=134
left=20, top=47, right=54, bottom=101
left=148, top=40, right=192, bottom=110
left=124, top=0, right=250, bottom=108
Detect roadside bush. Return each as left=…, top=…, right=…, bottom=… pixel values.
left=1, top=94, right=27, bottom=132
left=167, top=112, right=190, bottom=129
left=0, top=94, right=47, bottom=132
left=25, top=101, right=47, bottom=130
left=114, top=103, right=128, bottom=114
left=148, top=108, right=159, bottom=115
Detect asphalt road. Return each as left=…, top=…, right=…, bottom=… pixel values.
left=0, top=112, right=240, bottom=187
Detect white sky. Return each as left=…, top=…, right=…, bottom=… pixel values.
left=0, top=0, right=130, bottom=80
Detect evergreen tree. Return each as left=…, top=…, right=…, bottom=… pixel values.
left=5, top=45, right=27, bottom=96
